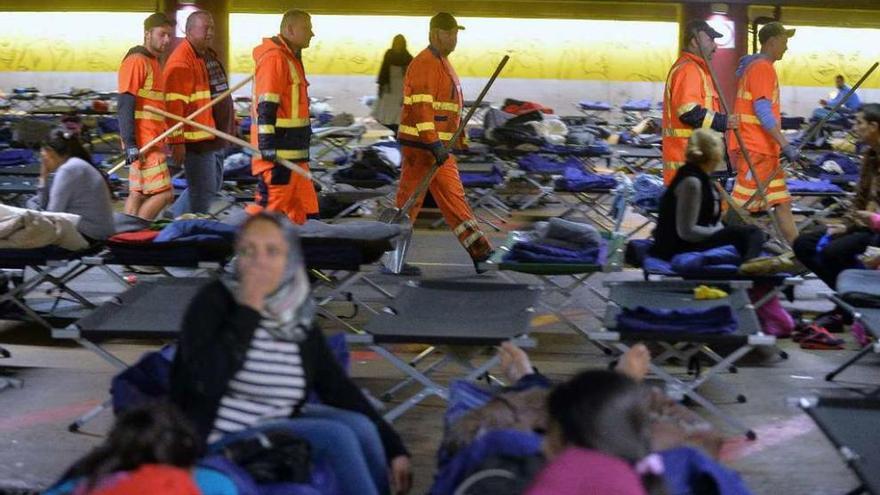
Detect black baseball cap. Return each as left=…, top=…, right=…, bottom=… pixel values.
left=684, top=20, right=723, bottom=41
left=758, top=22, right=796, bottom=44
left=144, top=12, right=174, bottom=31
left=430, top=12, right=465, bottom=31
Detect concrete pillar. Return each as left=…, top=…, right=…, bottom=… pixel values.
left=159, top=0, right=230, bottom=70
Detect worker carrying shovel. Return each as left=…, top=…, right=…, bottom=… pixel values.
left=394, top=12, right=493, bottom=275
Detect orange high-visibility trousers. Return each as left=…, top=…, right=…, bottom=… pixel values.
left=730, top=150, right=790, bottom=212
left=396, top=148, right=492, bottom=259
left=246, top=163, right=318, bottom=225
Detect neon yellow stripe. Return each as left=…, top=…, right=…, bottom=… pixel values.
left=166, top=92, right=190, bottom=103
left=433, top=102, right=460, bottom=112
left=288, top=61, right=301, bottom=119
left=737, top=89, right=753, bottom=100
left=276, top=117, right=310, bottom=127
left=462, top=231, right=484, bottom=248
left=277, top=149, right=309, bottom=160
left=676, top=103, right=697, bottom=116
left=190, top=90, right=211, bottom=101
left=137, top=89, right=164, bottom=100
left=452, top=219, right=479, bottom=236
left=662, top=128, right=692, bottom=138
left=702, top=110, right=715, bottom=129
left=184, top=130, right=212, bottom=140
left=258, top=125, right=275, bottom=134
left=258, top=93, right=281, bottom=103
left=740, top=114, right=761, bottom=125
left=438, top=131, right=454, bottom=140
left=399, top=125, right=419, bottom=136
left=404, top=94, right=434, bottom=105
left=415, top=122, right=435, bottom=132
left=134, top=111, right=165, bottom=122
left=665, top=161, right=685, bottom=169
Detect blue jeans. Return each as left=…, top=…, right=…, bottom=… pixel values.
left=209, top=404, right=389, bottom=495
left=171, top=149, right=222, bottom=216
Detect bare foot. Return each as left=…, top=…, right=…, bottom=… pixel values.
left=617, top=343, right=650, bottom=382
left=499, top=341, right=535, bottom=382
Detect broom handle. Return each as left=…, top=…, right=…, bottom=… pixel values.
left=108, top=74, right=254, bottom=175
left=392, top=55, right=510, bottom=223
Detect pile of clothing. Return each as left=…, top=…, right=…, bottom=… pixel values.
left=332, top=148, right=398, bottom=187
left=503, top=218, right=602, bottom=264
left=804, top=151, right=860, bottom=183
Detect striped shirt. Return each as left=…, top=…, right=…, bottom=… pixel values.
left=209, top=326, right=306, bottom=442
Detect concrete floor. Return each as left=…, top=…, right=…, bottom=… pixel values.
left=1, top=210, right=878, bottom=494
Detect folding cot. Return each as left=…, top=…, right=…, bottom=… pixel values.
left=799, top=396, right=880, bottom=495
left=487, top=230, right=623, bottom=340
left=620, top=99, right=656, bottom=126
left=608, top=143, right=663, bottom=174
left=0, top=174, right=38, bottom=203
left=588, top=279, right=776, bottom=439
left=348, top=279, right=539, bottom=421
left=577, top=100, right=613, bottom=122
left=430, top=158, right=510, bottom=232
left=824, top=269, right=880, bottom=387
left=0, top=245, right=104, bottom=329
left=310, top=124, right=367, bottom=165
left=786, top=178, right=853, bottom=230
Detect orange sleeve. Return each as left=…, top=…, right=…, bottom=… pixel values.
left=118, top=55, right=145, bottom=96
left=670, top=64, right=706, bottom=120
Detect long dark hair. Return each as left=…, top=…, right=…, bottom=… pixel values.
left=42, top=127, right=114, bottom=195
left=377, top=34, right=413, bottom=88
left=60, top=402, right=203, bottom=489
left=547, top=370, right=666, bottom=494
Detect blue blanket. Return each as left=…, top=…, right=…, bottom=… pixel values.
left=541, top=142, right=610, bottom=156
left=668, top=245, right=741, bottom=276
left=460, top=165, right=504, bottom=188
left=811, top=151, right=860, bottom=176
left=554, top=167, right=617, bottom=192
left=504, top=241, right=600, bottom=264
left=633, top=173, right=666, bottom=209
left=786, top=179, right=843, bottom=193
left=517, top=153, right=582, bottom=174
left=622, top=98, right=653, bottom=111
left=0, top=148, right=33, bottom=167
left=661, top=447, right=754, bottom=495
left=579, top=100, right=612, bottom=111
left=617, top=305, right=737, bottom=334
left=154, top=219, right=238, bottom=243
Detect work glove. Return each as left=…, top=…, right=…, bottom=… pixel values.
left=431, top=145, right=450, bottom=167
left=260, top=148, right=277, bottom=163
left=782, top=144, right=801, bottom=164
left=124, top=146, right=140, bottom=165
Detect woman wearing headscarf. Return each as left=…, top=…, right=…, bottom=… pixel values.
left=372, top=34, right=412, bottom=134
left=170, top=212, right=412, bottom=495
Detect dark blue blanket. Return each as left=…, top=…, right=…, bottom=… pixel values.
left=661, top=447, right=754, bottom=495
left=578, top=100, right=612, bottom=111
left=622, top=98, right=653, bottom=111
left=0, top=148, right=33, bottom=167
left=541, top=142, right=610, bottom=156
left=668, top=245, right=741, bottom=276
left=617, top=305, right=737, bottom=334
left=154, top=219, right=238, bottom=243
left=517, top=153, right=582, bottom=174
left=460, top=165, right=504, bottom=188
left=786, top=179, right=843, bottom=193
left=554, top=167, right=617, bottom=192
left=504, top=241, right=600, bottom=264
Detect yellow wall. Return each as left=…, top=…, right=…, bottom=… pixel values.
left=747, top=6, right=880, bottom=89
left=0, top=12, right=146, bottom=72
left=230, top=14, right=679, bottom=81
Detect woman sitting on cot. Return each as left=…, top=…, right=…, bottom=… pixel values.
left=170, top=211, right=412, bottom=495
left=27, top=128, right=115, bottom=243
left=650, top=128, right=768, bottom=264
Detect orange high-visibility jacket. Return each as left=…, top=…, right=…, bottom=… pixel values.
left=398, top=46, right=464, bottom=152
left=661, top=52, right=724, bottom=185
left=117, top=46, right=166, bottom=147
left=164, top=39, right=215, bottom=145
left=250, top=36, right=311, bottom=175
left=730, top=56, right=780, bottom=156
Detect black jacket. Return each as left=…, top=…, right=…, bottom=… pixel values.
left=170, top=280, right=408, bottom=462
left=650, top=162, right=720, bottom=260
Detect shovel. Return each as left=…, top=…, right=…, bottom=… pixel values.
left=381, top=55, right=510, bottom=274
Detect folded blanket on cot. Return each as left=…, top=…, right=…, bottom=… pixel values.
left=296, top=220, right=403, bottom=241
left=0, top=148, right=33, bottom=166
left=669, top=245, right=741, bottom=276
left=533, top=217, right=601, bottom=250
left=504, top=241, right=600, bottom=264
left=554, top=167, right=617, bottom=192
left=786, top=179, right=843, bottom=193
left=633, top=174, right=666, bottom=209
left=579, top=100, right=612, bottom=111
left=0, top=204, right=88, bottom=251
left=617, top=305, right=737, bottom=334
left=154, top=220, right=237, bottom=243
left=517, top=154, right=582, bottom=174
left=540, top=142, right=610, bottom=156
left=460, top=165, right=504, bottom=188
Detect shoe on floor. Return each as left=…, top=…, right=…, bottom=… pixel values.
left=798, top=324, right=845, bottom=350
left=472, top=251, right=494, bottom=275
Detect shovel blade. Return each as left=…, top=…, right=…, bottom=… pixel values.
left=381, top=214, right=413, bottom=274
